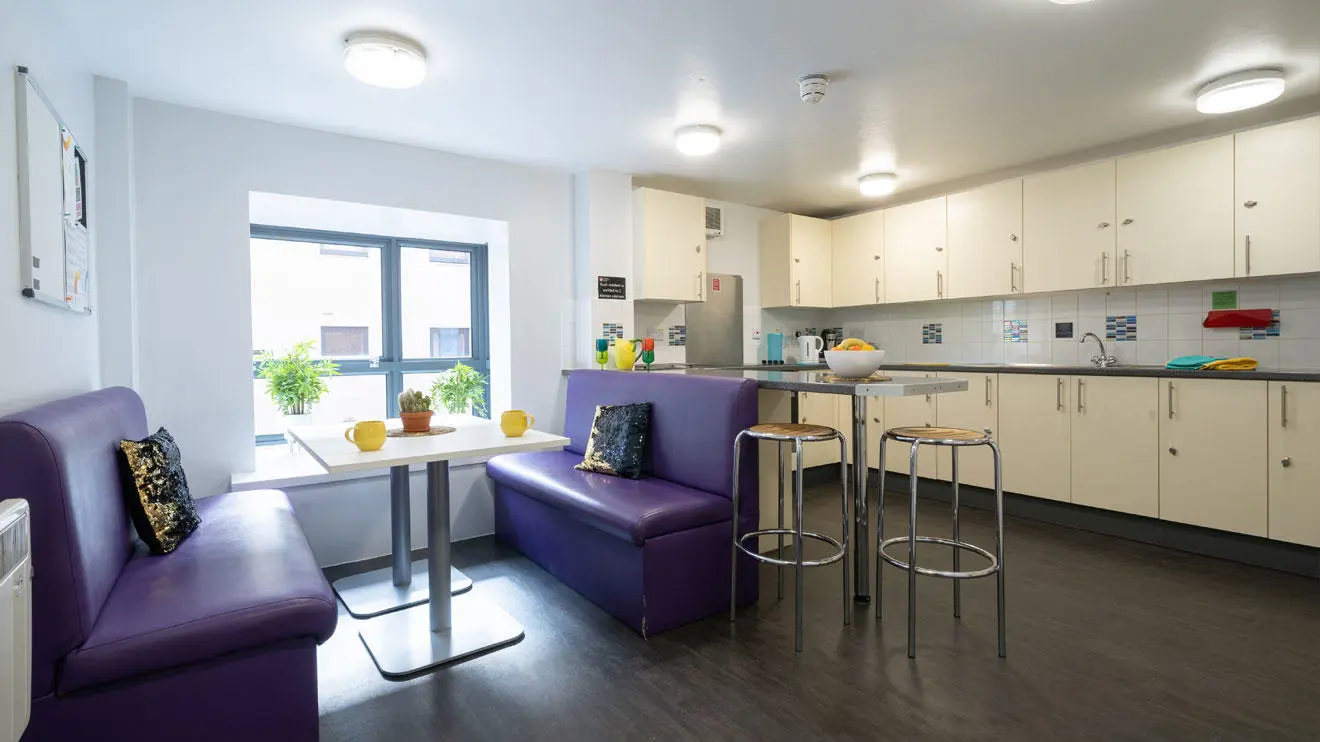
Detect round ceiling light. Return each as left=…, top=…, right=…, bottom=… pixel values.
left=1049, top=0, right=1096, bottom=5
left=1196, top=69, right=1286, bottom=115
left=859, top=172, right=898, bottom=197
left=344, top=32, right=427, bottom=89
left=674, top=125, right=722, bottom=156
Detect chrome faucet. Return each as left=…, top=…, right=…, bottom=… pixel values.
left=1080, top=332, right=1118, bottom=368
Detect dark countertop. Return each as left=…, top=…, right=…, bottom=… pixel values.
left=565, top=362, right=1320, bottom=382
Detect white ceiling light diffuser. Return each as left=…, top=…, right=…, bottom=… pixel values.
left=675, top=125, right=722, bottom=156
left=1196, top=69, right=1286, bottom=114
left=344, top=32, right=427, bottom=89
left=859, top=173, right=898, bottom=197
left=1049, top=0, right=1096, bottom=5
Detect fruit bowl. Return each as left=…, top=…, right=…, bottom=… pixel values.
left=824, top=350, right=886, bottom=378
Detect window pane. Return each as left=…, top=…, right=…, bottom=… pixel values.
left=254, top=375, right=387, bottom=437
left=402, top=246, right=471, bottom=359
left=251, top=238, right=383, bottom=360
left=404, top=371, right=489, bottom=417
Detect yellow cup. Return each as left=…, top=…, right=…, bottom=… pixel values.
left=500, top=410, right=535, bottom=437
left=344, top=420, right=387, bottom=452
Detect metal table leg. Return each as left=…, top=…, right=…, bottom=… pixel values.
left=852, top=396, right=870, bottom=602
left=358, top=460, right=525, bottom=678
left=331, top=465, right=472, bottom=618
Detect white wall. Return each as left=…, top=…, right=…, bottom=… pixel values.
left=131, top=99, right=574, bottom=496
left=0, top=2, right=101, bottom=414
left=573, top=170, right=634, bottom=367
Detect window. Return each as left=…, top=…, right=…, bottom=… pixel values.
left=321, top=326, right=370, bottom=357
left=430, top=328, right=471, bottom=358
left=250, top=225, right=490, bottom=445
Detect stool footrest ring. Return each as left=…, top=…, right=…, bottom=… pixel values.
left=737, top=529, right=846, bottom=568
left=878, top=536, right=999, bottom=579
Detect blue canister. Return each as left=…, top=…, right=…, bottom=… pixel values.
left=766, top=330, right=784, bottom=364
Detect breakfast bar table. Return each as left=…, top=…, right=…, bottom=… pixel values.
left=290, top=415, right=568, bottom=676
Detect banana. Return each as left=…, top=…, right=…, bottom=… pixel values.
left=833, top=338, right=876, bottom=351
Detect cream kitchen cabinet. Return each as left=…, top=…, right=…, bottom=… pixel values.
left=1159, top=379, right=1268, bottom=537
left=946, top=180, right=1023, bottom=299
left=1023, top=160, right=1117, bottom=292
left=997, top=374, right=1071, bottom=503
left=1071, top=376, right=1160, bottom=517
left=798, top=391, right=841, bottom=468
left=832, top=210, right=884, bottom=307
left=884, top=197, right=948, bottom=304
left=632, top=187, right=707, bottom=302
left=882, top=374, right=939, bottom=480
left=1116, top=136, right=1235, bottom=286
left=933, top=373, right=998, bottom=488
left=1235, top=118, right=1320, bottom=278
left=757, top=390, right=793, bottom=542
left=762, top=214, right=832, bottom=308
left=1268, top=382, right=1320, bottom=547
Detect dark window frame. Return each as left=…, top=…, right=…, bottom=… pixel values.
left=251, top=224, right=491, bottom=446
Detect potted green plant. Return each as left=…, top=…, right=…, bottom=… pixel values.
left=398, top=389, right=435, bottom=433
left=431, top=362, right=488, bottom=417
left=256, top=340, right=339, bottom=437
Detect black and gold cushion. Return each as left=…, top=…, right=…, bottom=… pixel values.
left=119, top=427, right=201, bottom=555
left=575, top=403, right=651, bottom=479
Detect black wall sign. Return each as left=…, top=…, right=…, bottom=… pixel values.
left=597, top=275, right=627, bottom=300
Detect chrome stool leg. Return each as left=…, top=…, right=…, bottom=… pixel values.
left=838, top=434, right=850, bottom=627
left=875, top=433, right=888, bottom=620
left=952, top=447, right=961, bottom=620
left=907, top=440, right=920, bottom=659
left=729, top=431, right=746, bottom=623
left=793, top=438, right=805, bottom=653
left=992, top=440, right=1006, bottom=658
left=777, top=441, right=785, bottom=602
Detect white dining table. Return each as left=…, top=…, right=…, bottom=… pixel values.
left=289, top=415, right=568, bottom=677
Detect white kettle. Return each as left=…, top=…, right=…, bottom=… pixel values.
left=796, top=335, right=825, bottom=362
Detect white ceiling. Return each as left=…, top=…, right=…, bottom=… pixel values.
left=50, top=0, right=1320, bottom=216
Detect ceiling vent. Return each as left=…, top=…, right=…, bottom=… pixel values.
left=705, top=206, right=724, bottom=238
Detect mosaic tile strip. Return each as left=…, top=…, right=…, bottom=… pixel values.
left=1241, top=310, right=1281, bottom=341
left=1106, top=315, right=1138, bottom=342
left=921, top=323, right=943, bottom=345
left=667, top=325, right=687, bottom=347
left=1002, top=320, right=1028, bottom=344
left=602, top=322, right=624, bottom=346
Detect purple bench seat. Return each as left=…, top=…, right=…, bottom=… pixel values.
left=488, top=370, right=759, bottom=636
left=0, top=387, right=337, bottom=742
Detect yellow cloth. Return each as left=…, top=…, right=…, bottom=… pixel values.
left=1200, top=357, right=1259, bottom=371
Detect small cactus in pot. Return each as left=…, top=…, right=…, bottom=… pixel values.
left=398, top=389, right=435, bottom=433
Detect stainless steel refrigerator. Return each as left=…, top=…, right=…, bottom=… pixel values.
left=684, top=273, right=743, bottom=366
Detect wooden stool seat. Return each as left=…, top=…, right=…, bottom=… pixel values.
left=885, top=426, right=989, bottom=444
left=746, top=422, right=838, bottom=440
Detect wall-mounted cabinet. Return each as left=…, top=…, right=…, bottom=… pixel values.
left=884, top=197, right=947, bottom=304
left=1023, top=161, right=1117, bottom=292
left=946, top=180, right=1023, bottom=299
left=1159, top=379, right=1268, bottom=537
left=832, top=210, right=884, bottom=307
left=762, top=214, right=832, bottom=308
left=1235, top=118, right=1320, bottom=278
left=632, top=187, right=707, bottom=302
left=1268, top=382, right=1320, bottom=547
left=1116, top=136, right=1235, bottom=287
left=997, top=374, right=1071, bottom=503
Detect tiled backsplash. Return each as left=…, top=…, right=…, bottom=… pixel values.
left=836, top=275, right=1320, bottom=370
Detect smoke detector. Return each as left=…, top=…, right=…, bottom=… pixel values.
left=798, top=74, right=830, bottom=103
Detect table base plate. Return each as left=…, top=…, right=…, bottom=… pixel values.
left=358, top=594, right=525, bottom=678
left=332, top=561, right=472, bottom=618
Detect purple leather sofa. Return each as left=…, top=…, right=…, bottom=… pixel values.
left=0, top=387, right=337, bottom=742
left=488, top=370, right=758, bottom=636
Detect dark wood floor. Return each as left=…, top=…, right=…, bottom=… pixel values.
left=316, top=485, right=1320, bottom=741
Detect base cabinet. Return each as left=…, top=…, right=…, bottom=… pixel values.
left=998, top=374, right=1071, bottom=502
left=1268, top=382, right=1320, bottom=547
left=1159, top=379, right=1268, bottom=536
left=757, top=390, right=792, bottom=543
left=798, top=392, right=841, bottom=469
left=883, top=375, right=938, bottom=480
left=1071, top=377, right=1160, bottom=517
left=933, top=373, right=998, bottom=488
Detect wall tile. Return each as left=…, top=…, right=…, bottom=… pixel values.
left=1204, top=338, right=1240, bottom=360
left=961, top=342, right=983, bottom=363
left=962, top=300, right=985, bottom=324
left=1077, top=313, right=1107, bottom=340
left=1051, top=339, right=1080, bottom=365
left=1077, top=289, right=1107, bottom=316
left=1284, top=308, right=1320, bottom=338
left=1136, top=286, right=1169, bottom=314
left=1140, top=311, right=1169, bottom=341
left=982, top=341, right=1006, bottom=363
left=1247, top=338, right=1280, bottom=369
left=1111, top=340, right=1137, bottom=366
left=1027, top=341, right=1049, bottom=364
left=1167, top=340, right=1202, bottom=360
left=1005, top=342, right=1029, bottom=364
left=1168, top=313, right=1204, bottom=341
left=1237, top=281, right=1280, bottom=311
left=1281, top=339, right=1320, bottom=370
left=1166, top=284, right=1204, bottom=314
left=1280, top=276, right=1320, bottom=310
left=1027, top=295, right=1051, bottom=320
left=1136, top=339, right=1170, bottom=366
left=1051, top=293, right=1079, bottom=317
left=1106, top=287, right=1137, bottom=316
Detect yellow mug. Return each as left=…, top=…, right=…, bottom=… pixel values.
left=344, top=420, right=387, bottom=452
left=500, top=410, right=535, bottom=437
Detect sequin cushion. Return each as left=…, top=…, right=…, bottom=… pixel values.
left=119, top=427, right=201, bottom=555
left=575, top=403, right=652, bottom=480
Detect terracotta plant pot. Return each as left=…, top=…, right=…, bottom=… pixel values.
left=400, top=410, right=434, bottom=433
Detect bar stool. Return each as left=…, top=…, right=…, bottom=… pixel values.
left=875, top=426, right=1005, bottom=659
left=730, top=423, right=849, bottom=652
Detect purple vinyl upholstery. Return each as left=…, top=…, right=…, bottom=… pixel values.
left=0, top=387, right=336, bottom=741
left=489, top=370, right=758, bottom=635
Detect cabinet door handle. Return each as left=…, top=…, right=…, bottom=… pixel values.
left=1123, top=249, right=1131, bottom=284
left=985, top=376, right=993, bottom=407
left=937, top=270, right=944, bottom=298
left=796, top=280, right=801, bottom=305
left=1077, top=379, right=1085, bottom=413
left=1101, top=252, right=1110, bottom=285
left=1168, top=381, right=1175, bottom=419
left=1056, top=377, right=1064, bottom=411
left=875, top=277, right=880, bottom=303
left=1245, top=235, right=1252, bottom=276
left=1281, top=385, right=1288, bottom=428
left=1010, top=262, right=1017, bottom=293
left=697, top=271, right=703, bottom=300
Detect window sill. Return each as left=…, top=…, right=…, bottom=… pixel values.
left=230, top=444, right=496, bottom=492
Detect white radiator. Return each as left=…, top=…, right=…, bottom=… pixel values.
left=0, top=501, right=30, bottom=742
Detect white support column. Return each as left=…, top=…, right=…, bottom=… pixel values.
left=572, top=170, right=634, bottom=368
left=93, top=76, right=138, bottom=389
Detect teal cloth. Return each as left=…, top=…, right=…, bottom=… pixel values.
left=1166, top=355, right=1219, bottom=370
